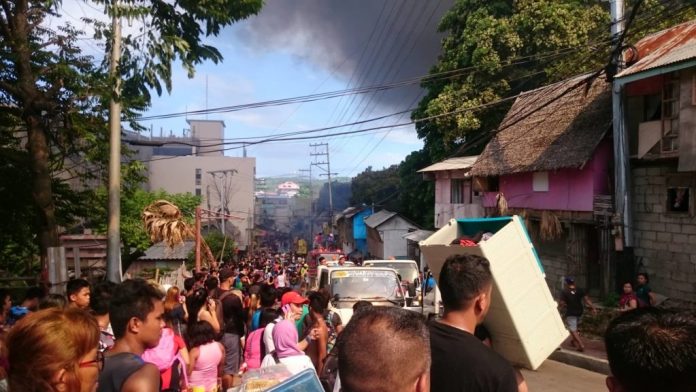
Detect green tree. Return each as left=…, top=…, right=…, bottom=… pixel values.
left=414, top=0, right=696, bottom=161
left=398, top=150, right=435, bottom=229
left=87, top=187, right=200, bottom=267
left=188, top=231, right=236, bottom=266
left=89, top=0, right=263, bottom=102
left=297, top=184, right=312, bottom=199
left=0, top=3, right=117, bottom=260
left=350, top=166, right=401, bottom=212
left=413, top=0, right=610, bottom=161
left=397, top=0, right=696, bottom=231
left=0, top=0, right=262, bottom=266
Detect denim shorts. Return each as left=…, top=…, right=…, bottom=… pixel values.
left=221, top=332, right=241, bottom=375
left=566, top=316, right=579, bottom=332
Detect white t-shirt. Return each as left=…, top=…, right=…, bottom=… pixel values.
left=263, top=318, right=281, bottom=354
left=260, top=353, right=314, bottom=375
left=276, top=274, right=286, bottom=288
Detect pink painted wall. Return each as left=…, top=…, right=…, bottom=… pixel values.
left=482, top=140, right=613, bottom=212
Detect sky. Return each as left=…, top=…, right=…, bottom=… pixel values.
left=58, top=0, right=454, bottom=178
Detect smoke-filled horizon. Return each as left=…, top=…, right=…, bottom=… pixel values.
left=235, top=0, right=454, bottom=119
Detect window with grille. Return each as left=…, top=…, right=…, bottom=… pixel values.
left=195, top=168, right=202, bottom=186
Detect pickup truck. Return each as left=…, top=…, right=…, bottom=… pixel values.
left=317, top=266, right=405, bottom=324
left=363, top=260, right=440, bottom=318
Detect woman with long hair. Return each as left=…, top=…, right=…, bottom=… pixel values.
left=186, top=288, right=220, bottom=334
left=164, top=286, right=188, bottom=336
left=187, top=321, right=224, bottom=392
left=7, top=308, right=101, bottom=392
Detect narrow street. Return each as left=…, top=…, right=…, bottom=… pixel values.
left=521, top=360, right=606, bottom=392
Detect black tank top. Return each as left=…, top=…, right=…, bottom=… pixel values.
left=97, top=352, right=146, bottom=392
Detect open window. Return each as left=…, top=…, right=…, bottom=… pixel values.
left=633, top=72, right=681, bottom=159
left=667, top=187, right=690, bottom=213
left=473, top=176, right=499, bottom=193
left=666, top=175, right=694, bottom=215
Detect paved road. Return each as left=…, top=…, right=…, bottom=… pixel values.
left=520, top=360, right=606, bottom=392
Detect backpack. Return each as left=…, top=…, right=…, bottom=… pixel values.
left=319, top=350, right=339, bottom=392
left=243, top=328, right=266, bottom=370
left=212, top=289, right=239, bottom=337
left=325, top=310, right=338, bottom=354
left=141, top=328, right=189, bottom=390
left=141, top=328, right=178, bottom=371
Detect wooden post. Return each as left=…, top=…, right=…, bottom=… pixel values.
left=48, top=247, right=67, bottom=294
left=195, top=206, right=201, bottom=273
left=74, top=247, right=81, bottom=278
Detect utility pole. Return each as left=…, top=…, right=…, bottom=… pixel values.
left=208, top=169, right=237, bottom=236
left=195, top=207, right=201, bottom=272
left=247, top=207, right=254, bottom=257
left=610, top=0, right=630, bottom=296
left=310, top=143, right=337, bottom=233
left=610, top=0, right=632, bottom=248
left=106, top=1, right=123, bottom=283
left=299, top=167, right=312, bottom=240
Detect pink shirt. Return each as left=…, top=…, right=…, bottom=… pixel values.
left=189, top=342, right=223, bottom=391
left=244, top=328, right=265, bottom=369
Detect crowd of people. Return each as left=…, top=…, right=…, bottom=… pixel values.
left=0, top=251, right=691, bottom=392
left=556, top=272, right=658, bottom=353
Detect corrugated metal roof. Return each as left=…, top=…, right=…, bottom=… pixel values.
left=364, top=210, right=397, bottom=228
left=139, top=240, right=195, bottom=261
left=417, top=156, right=480, bottom=173
left=345, top=206, right=371, bottom=219
left=402, top=230, right=434, bottom=242
left=617, top=21, right=696, bottom=79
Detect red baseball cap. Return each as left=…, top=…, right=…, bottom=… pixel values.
left=281, top=291, right=309, bottom=307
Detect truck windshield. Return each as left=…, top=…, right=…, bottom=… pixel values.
left=365, top=262, right=418, bottom=283
left=330, top=270, right=402, bottom=300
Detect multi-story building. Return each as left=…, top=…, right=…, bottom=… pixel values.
left=127, top=119, right=256, bottom=250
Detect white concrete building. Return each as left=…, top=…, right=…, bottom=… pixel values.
left=277, top=181, right=300, bottom=197
left=130, top=120, right=256, bottom=249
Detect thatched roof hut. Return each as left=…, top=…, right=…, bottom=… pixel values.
left=470, top=74, right=612, bottom=177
